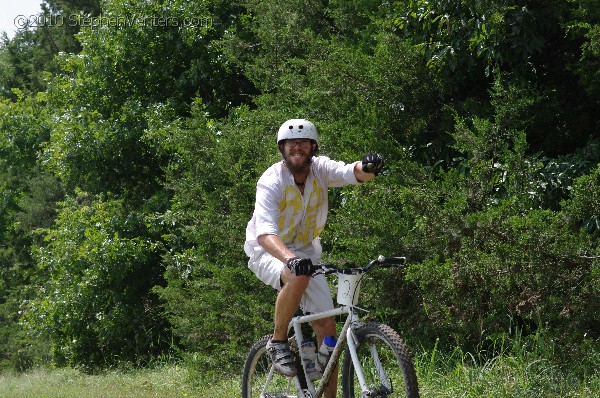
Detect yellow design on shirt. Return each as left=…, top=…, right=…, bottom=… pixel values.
left=295, top=179, right=325, bottom=247
left=278, top=186, right=303, bottom=243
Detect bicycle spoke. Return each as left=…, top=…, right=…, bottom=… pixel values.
left=342, top=323, right=419, bottom=397
left=242, top=335, right=299, bottom=398
left=369, top=340, right=392, bottom=391
left=358, top=337, right=401, bottom=395
left=244, top=257, right=419, bottom=398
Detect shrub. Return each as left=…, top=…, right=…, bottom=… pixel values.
left=24, top=192, right=169, bottom=370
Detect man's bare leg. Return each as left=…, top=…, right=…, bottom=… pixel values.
left=312, top=317, right=338, bottom=398
left=272, top=268, right=310, bottom=340
left=274, top=269, right=337, bottom=398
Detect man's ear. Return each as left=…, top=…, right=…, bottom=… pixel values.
left=310, top=143, right=318, bottom=156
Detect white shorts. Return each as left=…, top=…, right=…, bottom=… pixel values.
left=248, top=250, right=334, bottom=314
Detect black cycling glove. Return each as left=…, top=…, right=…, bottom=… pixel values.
left=362, top=153, right=384, bottom=175
left=287, top=257, right=313, bottom=276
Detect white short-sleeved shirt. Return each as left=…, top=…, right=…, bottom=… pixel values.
left=244, top=156, right=360, bottom=262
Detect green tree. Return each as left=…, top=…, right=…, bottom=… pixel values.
left=567, top=0, right=600, bottom=98
left=155, top=102, right=279, bottom=370
left=389, top=1, right=597, bottom=156
left=21, top=0, right=257, bottom=369
left=0, top=0, right=98, bottom=98
left=25, top=192, right=168, bottom=369
left=0, top=91, right=61, bottom=370
left=43, top=0, right=254, bottom=198
left=3, top=0, right=599, bottom=374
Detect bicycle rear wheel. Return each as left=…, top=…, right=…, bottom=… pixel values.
left=341, top=322, right=419, bottom=397
left=241, top=334, right=305, bottom=398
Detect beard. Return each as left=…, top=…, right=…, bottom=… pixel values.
left=283, top=152, right=314, bottom=174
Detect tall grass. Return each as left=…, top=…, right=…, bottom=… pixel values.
left=0, top=337, right=597, bottom=397
left=414, top=330, right=599, bottom=398
left=414, top=347, right=598, bottom=397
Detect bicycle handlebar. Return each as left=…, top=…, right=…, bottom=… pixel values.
left=311, top=255, right=406, bottom=276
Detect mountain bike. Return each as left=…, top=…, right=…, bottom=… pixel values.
left=241, top=255, right=419, bottom=397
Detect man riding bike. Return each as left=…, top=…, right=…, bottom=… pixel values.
left=244, top=119, right=383, bottom=398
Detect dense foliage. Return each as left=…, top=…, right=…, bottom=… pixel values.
left=0, top=0, right=598, bottom=376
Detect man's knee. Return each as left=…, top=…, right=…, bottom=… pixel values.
left=280, top=267, right=310, bottom=290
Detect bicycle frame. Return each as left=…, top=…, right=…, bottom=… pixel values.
left=254, top=257, right=407, bottom=398
left=286, top=303, right=374, bottom=398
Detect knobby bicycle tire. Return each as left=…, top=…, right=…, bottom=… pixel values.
left=241, top=334, right=308, bottom=398
left=341, top=322, right=419, bottom=397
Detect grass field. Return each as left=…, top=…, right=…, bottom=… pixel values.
left=0, top=365, right=245, bottom=398
left=0, top=366, right=201, bottom=398
left=0, top=352, right=597, bottom=397
left=0, top=338, right=600, bottom=398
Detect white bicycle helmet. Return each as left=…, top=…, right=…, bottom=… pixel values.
left=277, top=119, right=319, bottom=145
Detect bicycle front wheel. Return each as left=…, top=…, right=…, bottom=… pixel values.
left=241, top=334, right=302, bottom=398
left=341, top=322, right=419, bottom=397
